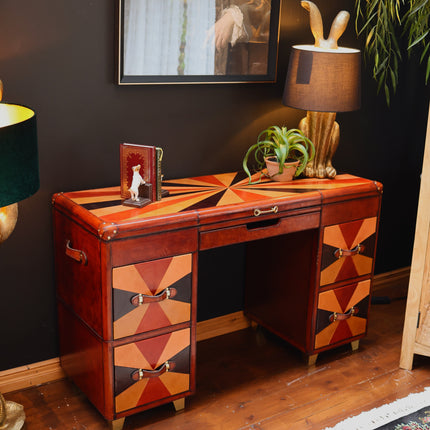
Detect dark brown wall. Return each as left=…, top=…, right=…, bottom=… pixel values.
left=0, top=0, right=428, bottom=370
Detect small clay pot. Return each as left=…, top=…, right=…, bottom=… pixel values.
left=265, top=157, right=299, bottom=182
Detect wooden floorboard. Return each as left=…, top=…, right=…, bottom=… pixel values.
left=5, top=298, right=430, bottom=429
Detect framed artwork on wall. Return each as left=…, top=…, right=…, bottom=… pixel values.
left=117, top=0, right=281, bottom=85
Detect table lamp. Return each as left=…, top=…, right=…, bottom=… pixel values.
left=282, top=1, right=361, bottom=178
left=0, top=82, right=39, bottom=243
left=0, top=79, right=39, bottom=429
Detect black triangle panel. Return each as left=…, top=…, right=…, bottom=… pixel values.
left=113, top=288, right=136, bottom=322
left=169, top=345, right=190, bottom=375
left=230, top=170, right=249, bottom=185
left=315, top=309, right=333, bottom=334
left=182, top=189, right=226, bottom=211
left=114, top=366, right=137, bottom=396
left=170, top=273, right=192, bottom=303
left=360, top=233, right=376, bottom=259
left=353, top=295, right=370, bottom=320
left=320, top=243, right=339, bottom=271
left=82, top=200, right=123, bottom=210
left=164, top=190, right=217, bottom=198
left=245, top=187, right=322, bottom=194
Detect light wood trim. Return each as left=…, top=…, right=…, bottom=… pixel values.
left=0, top=268, right=409, bottom=394
left=400, top=101, right=430, bottom=370
left=0, top=358, right=66, bottom=394
left=196, top=310, right=251, bottom=342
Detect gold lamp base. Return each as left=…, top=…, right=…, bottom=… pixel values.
left=0, top=203, right=18, bottom=244
left=0, top=393, right=25, bottom=430
left=299, top=111, right=339, bottom=179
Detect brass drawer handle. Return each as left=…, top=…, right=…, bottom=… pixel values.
left=65, top=240, right=87, bottom=265
left=329, top=306, right=358, bottom=323
left=254, top=206, right=278, bottom=217
left=131, top=287, right=177, bottom=306
left=131, top=361, right=173, bottom=380
left=334, top=244, right=365, bottom=259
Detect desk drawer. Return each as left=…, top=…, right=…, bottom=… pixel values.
left=314, top=279, right=370, bottom=350
left=320, top=217, right=377, bottom=286
left=200, top=211, right=320, bottom=250
left=112, top=254, right=192, bottom=340
left=114, top=328, right=191, bottom=413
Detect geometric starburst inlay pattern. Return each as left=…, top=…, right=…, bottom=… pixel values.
left=315, top=279, right=370, bottom=350
left=63, top=172, right=373, bottom=224
left=320, top=217, right=377, bottom=286
left=112, top=254, right=192, bottom=340
left=114, top=328, right=190, bottom=413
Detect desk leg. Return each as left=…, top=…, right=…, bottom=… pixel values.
left=109, top=417, right=125, bottom=430
left=173, top=398, right=185, bottom=412
left=351, top=340, right=360, bottom=352
left=306, top=353, right=318, bottom=366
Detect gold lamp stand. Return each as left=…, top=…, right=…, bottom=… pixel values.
left=0, top=80, right=25, bottom=430
left=0, top=79, right=38, bottom=430
left=283, top=1, right=361, bottom=178
left=299, top=111, right=338, bottom=178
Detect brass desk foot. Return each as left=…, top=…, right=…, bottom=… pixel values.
left=109, top=417, right=125, bottom=430
left=173, top=398, right=185, bottom=412
left=306, top=353, right=318, bottom=366
left=351, top=340, right=360, bottom=351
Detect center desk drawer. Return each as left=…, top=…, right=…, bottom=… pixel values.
left=200, top=210, right=320, bottom=250
left=112, top=254, right=193, bottom=340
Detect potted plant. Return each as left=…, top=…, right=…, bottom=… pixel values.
left=242, top=125, right=315, bottom=183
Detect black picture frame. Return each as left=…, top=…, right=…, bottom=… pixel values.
left=117, top=0, right=281, bottom=85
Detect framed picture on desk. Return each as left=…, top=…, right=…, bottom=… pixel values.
left=117, top=0, right=281, bottom=84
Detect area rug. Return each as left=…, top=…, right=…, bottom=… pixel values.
left=324, top=387, right=430, bottom=430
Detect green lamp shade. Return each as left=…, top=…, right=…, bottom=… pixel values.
left=0, top=103, right=39, bottom=207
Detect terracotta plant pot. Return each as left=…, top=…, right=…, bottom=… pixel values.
left=265, top=157, right=299, bottom=182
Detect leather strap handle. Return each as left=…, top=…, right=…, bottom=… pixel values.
left=65, top=240, right=87, bottom=265
left=329, top=306, right=358, bottom=323
left=131, top=287, right=177, bottom=306
left=131, top=361, right=174, bottom=380
left=334, top=244, right=365, bottom=259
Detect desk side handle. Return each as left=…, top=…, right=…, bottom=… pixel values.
left=65, top=240, right=88, bottom=265
left=131, top=287, right=177, bottom=306
left=254, top=206, right=278, bottom=217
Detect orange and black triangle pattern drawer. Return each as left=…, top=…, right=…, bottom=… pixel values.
left=320, top=218, right=377, bottom=286
left=114, top=328, right=191, bottom=413
left=112, top=254, right=192, bottom=339
left=314, top=279, right=370, bottom=350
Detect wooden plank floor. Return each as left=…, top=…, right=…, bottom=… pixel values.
left=5, top=298, right=430, bottom=429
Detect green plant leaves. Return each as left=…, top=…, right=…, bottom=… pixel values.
left=355, top=0, right=430, bottom=105
left=242, top=126, right=315, bottom=183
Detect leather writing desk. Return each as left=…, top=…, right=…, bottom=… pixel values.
left=52, top=171, right=382, bottom=429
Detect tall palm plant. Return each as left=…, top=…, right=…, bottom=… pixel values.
left=355, top=0, right=430, bottom=104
